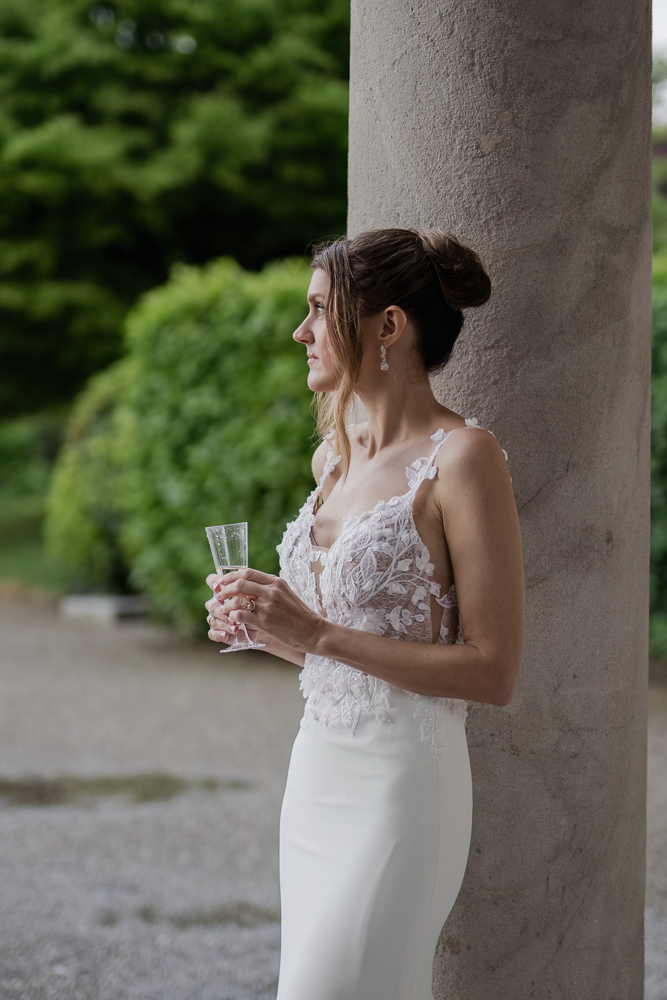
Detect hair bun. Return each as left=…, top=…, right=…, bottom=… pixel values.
left=418, top=230, right=491, bottom=310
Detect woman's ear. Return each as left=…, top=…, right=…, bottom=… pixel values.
left=380, top=305, right=409, bottom=344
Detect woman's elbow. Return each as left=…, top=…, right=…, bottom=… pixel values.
left=485, top=657, right=521, bottom=707
left=490, top=684, right=514, bottom=708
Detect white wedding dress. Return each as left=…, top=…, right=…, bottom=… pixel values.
left=275, top=420, right=497, bottom=1000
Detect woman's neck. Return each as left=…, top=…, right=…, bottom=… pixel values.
left=354, top=377, right=449, bottom=456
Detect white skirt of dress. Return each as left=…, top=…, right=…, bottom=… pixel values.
left=276, top=690, right=472, bottom=1000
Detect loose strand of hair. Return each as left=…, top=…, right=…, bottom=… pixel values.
left=312, top=239, right=363, bottom=478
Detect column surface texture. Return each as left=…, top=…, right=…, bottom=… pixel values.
left=348, top=1, right=652, bottom=998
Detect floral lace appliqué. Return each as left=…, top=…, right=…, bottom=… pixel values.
left=277, top=419, right=505, bottom=755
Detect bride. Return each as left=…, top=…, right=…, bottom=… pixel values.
left=205, top=228, right=524, bottom=1000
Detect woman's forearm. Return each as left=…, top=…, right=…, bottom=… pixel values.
left=264, top=638, right=305, bottom=668
left=310, top=621, right=513, bottom=706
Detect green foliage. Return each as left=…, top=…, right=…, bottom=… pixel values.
left=651, top=249, right=667, bottom=653
left=0, top=408, right=68, bottom=591
left=44, top=361, right=133, bottom=591
left=653, top=137, right=667, bottom=253
left=0, top=0, right=349, bottom=416
left=120, top=256, right=315, bottom=630
left=0, top=409, right=66, bottom=502
left=45, top=255, right=316, bottom=628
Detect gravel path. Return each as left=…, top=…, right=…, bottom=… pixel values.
left=0, top=595, right=665, bottom=999
left=0, top=596, right=303, bottom=1000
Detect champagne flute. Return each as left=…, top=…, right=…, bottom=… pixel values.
left=205, top=522, right=265, bottom=653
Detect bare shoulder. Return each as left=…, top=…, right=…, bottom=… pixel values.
left=434, top=425, right=511, bottom=497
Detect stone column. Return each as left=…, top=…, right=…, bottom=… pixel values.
left=348, top=2, right=652, bottom=998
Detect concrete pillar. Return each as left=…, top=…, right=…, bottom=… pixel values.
left=348, top=2, right=652, bottom=998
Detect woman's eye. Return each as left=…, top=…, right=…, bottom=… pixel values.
left=315, top=303, right=325, bottom=315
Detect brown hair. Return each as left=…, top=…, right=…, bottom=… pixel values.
left=311, top=227, right=491, bottom=473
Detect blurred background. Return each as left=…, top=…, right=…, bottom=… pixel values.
left=1, top=0, right=666, bottom=645
left=0, top=0, right=348, bottom=628
left=0, top=0, right=666, bottom=643
left=0, top=3, right=665, bottom=1000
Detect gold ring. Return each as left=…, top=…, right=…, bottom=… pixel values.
left=246, top=599, right=256, bottom=612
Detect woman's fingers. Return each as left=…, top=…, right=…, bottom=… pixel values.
left=207, top=594, right=255, bottom=616
left=215, top=581, right=263, bottom=604
left=206, top=599, right=231, bottom=642
left=215, top=567, right=275, bottom=592
left=226, top=567, right=275, bottom=584
left=207, top=595, right=252, bottom=626
left=208, top=626, right=229, bottom=643
left=220, top=594, right=257, bottom=612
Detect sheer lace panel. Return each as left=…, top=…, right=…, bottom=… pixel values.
left=276, top=418, right=508, bottom=754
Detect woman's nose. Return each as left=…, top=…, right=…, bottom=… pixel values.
left=293, top=319, right=313, bottom=343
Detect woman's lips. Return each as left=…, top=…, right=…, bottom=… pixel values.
left=307, top=354, right=317, bottom=365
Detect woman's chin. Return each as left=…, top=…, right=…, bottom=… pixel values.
left=307, top=371, right=338, bottom=393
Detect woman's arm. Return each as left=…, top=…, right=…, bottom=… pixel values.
left=217, top=428, right=525, bottom=706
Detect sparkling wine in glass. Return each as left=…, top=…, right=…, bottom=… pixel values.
left=205, top=522, right=265, bottom=653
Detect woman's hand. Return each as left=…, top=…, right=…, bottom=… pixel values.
left=205, top=574, right=266, bottom=648
left=205, top=568, right=327, bottom=654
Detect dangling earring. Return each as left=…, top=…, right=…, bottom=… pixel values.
left=380, top=344, right=389, bottom=371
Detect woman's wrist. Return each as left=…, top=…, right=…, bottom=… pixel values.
left=308, top=617, right=337, bottom=658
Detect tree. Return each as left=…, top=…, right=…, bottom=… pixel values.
left=0, top=0, right=349, bottom=415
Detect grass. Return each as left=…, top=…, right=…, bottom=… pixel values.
left=0, top=773, right=251, bottom=807
left=136, top=901, right=280, bottom=929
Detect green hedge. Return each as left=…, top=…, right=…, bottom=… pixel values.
left=45, top=256, right=316, bottom=631
left=44, top=362, right=133, bottom=593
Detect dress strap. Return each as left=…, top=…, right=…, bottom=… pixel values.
left=317, top=434, right=341, bottom=488
left=405, top=417, right=508, bottom=493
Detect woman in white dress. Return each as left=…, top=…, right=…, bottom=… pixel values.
left=205, top=228, right=524, bottom=1000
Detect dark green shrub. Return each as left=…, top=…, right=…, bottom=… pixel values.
left=44, top=361, right=134, bottom=592
left=45, top=255, right=316, bottom=629
left=120, top=256, right=315, bottom=632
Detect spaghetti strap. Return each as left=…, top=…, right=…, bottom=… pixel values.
left=318, top=447, right=341, bottom=487
left=406, top=416, right=508, bottom=493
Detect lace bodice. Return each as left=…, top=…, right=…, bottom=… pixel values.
left=277, top=418, right=504, bottom=752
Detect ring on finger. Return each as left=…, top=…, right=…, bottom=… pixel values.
left=246, top=599, right=256, bottom=612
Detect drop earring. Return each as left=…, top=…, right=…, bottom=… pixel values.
left=380, top=344, right=389, bottom=371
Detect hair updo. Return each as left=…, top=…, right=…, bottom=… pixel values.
left=311, top=227, right=491, bottom=472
